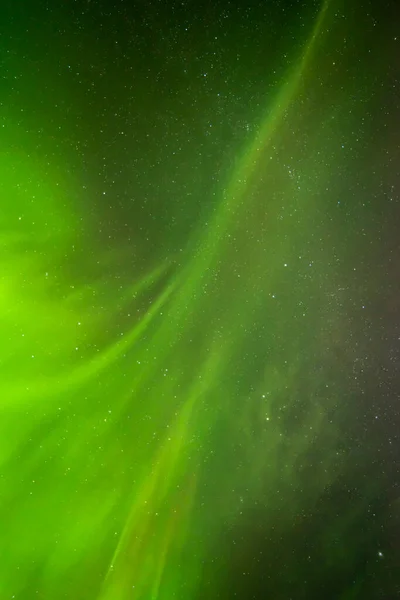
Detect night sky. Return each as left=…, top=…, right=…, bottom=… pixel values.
left=1, top=0, right=400, bottom=598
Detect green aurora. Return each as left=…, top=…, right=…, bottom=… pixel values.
left=0, top=0, right=398, bottom=598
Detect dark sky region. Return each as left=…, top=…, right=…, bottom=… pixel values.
left=1, top=0, right=400, bottom=598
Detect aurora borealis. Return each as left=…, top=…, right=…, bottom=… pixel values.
left=1, top=0, right=400, bottom=598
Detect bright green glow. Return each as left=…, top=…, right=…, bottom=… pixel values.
left=0, top=1, right=380, bottom=598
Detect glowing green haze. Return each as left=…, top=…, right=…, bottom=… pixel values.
left=0, top=1, right=389, bottom=598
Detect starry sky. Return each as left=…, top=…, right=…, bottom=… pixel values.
left=1, top=0, right=400, bottom=598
